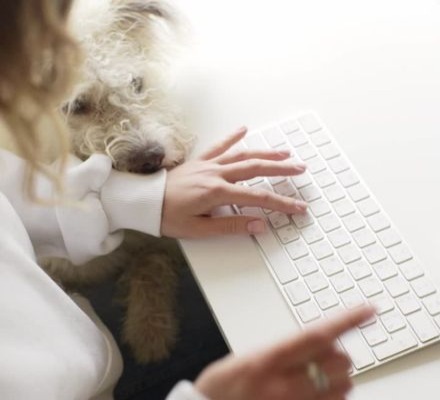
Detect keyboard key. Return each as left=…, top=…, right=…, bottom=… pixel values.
left=381, top=310, right=406, bottom=333
left=296, top=144, right=318, bottom=161
left=396, top=293, right=421, bottom=315
left=320, top=143, right=340, bottom=160
left=338, top=243, right=361, bottom=264
left=340, top=289, right=365, bottom=308
left=399, top=259, right=424, bottom=281
left=388, top=244, right=413, bottom=264
left=331, top=272, right=355, bottom=293
left=363, top=243, right=387, bottom=264
left=307, top=157, right=327, bottom=174
left=411, top=277, right=436, bottom=298
left=268, top=211, right=290, bottom=229
left=423, top=294, right=440, bottom=316
left=253, top=223, right=299, bottom=284
left=298, top=114, right=322, bottom=133
left=280, top=119, right=300, bottom=134
left=301, top=224, right=324, bottom=244
left=333, top=198, right=356, bottom=217
left=358, top=198, right=380, bottom=217
left=246, top=176, right=264, bottom=186
left=377, top=228, right=402, bottom=248
left=328, top=156, right=350, bottom=173
left=297, top=301, right=322, bottom=323
left=318, top=213, right=341, bottom=232
left=372, top=259, right=398, bottom=281
left=309, top=199, right=332, bottom=217
left=276, top=224, right=300, bottom=244
left=328, top=228, right=351, bottom=248
left=295, top=256, right=319, bottom=276
left=240, top=207, right=262, bottom=218
left=347, top=259, right=372, bottom=280
left=342, top=213, right=365, bottom=232
left=320, top=255, right=344, bottom=276
left=384, top=276, right=409, bottom=298
left=369, top=293, right=394, bottom=314
left=372, top=329, right=417, bottom=361
left=273, top=180, right=297, bottom=197
left=285, top=238, right=309, bottom=260
left=315, top=170, right=336, bottom=188
left=347, top=184, right=370, bottom=202
left=292, top=212, right=314, bottom=229
left=310, top=130, right=331, bottom=146
left=299, top=185, right=321, bottom=202
left=339, top=329, right=375, bottom=370
left=305, top=272, right=329, bottom=293
left=323, top=184, right=345, bottom=202
left=310, top=240, right=334, bottom=260
left=407, top=311, right=439, bottom=342
left=268, top=176, right=287, bottom=185
left=367, top=213, right=390, bottom=233
left=284, top=281, right=310, bottom=305
left=287, top=131, right=309, bottom=147
left=352, top=227, right=376, bottom=248
left=315, top=288, right=339, bottom=310
left=338, top=170, right=359, bottom=188
left=358, top=276, right=383, bottom=297
left=252, top=180, right=273, bottom=193
left=291, top=173, right=313, bottom=189
left=361, top=323, right=388, bottom=346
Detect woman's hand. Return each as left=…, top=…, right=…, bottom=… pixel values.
left=195, top=307, right=375, bottom=400
left=161, top=127, right=308, bottom=238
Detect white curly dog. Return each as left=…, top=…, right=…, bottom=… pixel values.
left=42, top=0, right=196, bottom=363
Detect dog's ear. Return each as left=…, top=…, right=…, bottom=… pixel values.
left=113, top=0, right=176, bottom=28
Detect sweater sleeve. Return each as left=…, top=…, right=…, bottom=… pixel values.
left=166, top=381, right=209, bottom=400
left=0, top=149, right=166, bottom=265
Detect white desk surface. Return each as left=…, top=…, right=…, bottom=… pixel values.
left=173, top=0, right=440, bottom=398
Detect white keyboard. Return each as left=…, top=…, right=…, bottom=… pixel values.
left=236, top=112, right=440, bottom=375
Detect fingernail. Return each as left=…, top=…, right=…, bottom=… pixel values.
left=236, top=126, right=248, bottom=135
left=247, top=220, right=266, bottom=234
left=277, top=149, right=291, bottom=157
left=296, top=163, right=307, bottom=171
left=295, top=200, right=308, bottom=211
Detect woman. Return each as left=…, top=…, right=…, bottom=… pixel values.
left=0, top=1, right=373, bottom=399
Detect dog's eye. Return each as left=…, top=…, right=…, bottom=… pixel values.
left=67, top=98, right=92, bottom=115
left=131, top=77, right=144, bottom=93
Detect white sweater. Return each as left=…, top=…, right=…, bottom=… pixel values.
left=0, top=149, right=207, bottom=400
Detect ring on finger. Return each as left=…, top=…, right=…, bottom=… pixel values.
left=306, top=361, right=330, bottom=393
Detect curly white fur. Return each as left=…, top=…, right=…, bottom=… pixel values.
left=65, top=0, right=195, bottom=172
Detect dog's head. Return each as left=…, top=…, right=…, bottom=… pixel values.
left=64, top=0, right=194, bottom=173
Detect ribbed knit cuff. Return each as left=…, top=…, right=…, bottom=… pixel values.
left=100, top=168, right=167, bottom=237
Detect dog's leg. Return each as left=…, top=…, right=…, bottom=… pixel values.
left=120, top=248, right=180, bottom=363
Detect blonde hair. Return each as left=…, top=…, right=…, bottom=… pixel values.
left=0, top=0, right=81, bottom=200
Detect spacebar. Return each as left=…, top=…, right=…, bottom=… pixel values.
left=254, top=230, right=299, bottom=284
left=339, top=329, right=375, bottom=370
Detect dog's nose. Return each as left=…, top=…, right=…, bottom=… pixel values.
left=135, top=145, right=165, bottom=174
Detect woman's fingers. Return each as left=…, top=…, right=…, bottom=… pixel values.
left=190, top=215, right=268, bottom=237
left=214, top=148, right=292, bottom=165
left=220, top=158, right=306, bottom=183
left=199, top=127, right=248, bottom=160
left=212, top=183, right=307, bottom=214
left=264, top=307, right=375, bottom=370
